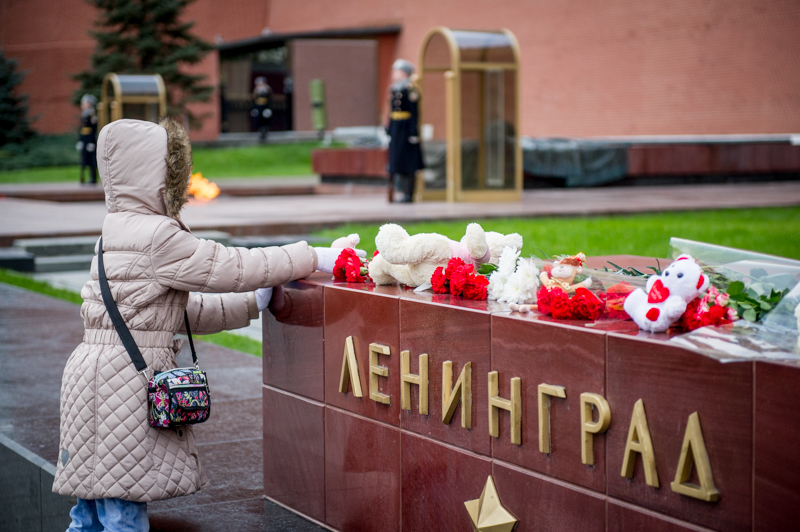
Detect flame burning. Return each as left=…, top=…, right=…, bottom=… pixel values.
left=188, top=172, right=220, bottom=201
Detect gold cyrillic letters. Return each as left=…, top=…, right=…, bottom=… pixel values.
left=368, top=343, right=391, bottom=404
left=621, top=399, right=659, bottom=487
left=538, top=384, right=566, bottom=454
left=442, top=361, right=472, bottom=428
left=400, top=351, right=429, bottom=415
left=670, top=412, right=720, bottom=502
left=489, top=372, right=521, bottom=445
left=580, top=392, right=611, bottom=466
left=338, top=336, right=363, bottom=397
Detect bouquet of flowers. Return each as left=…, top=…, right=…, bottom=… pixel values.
left=487, top=247, right=540, bottom=304
left=333, top=249, right=374, bottom=283
left=431, top=257, right=490, bottom=300
left=536, top=286, right=605, bottom=320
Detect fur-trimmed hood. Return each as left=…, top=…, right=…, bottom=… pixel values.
left=98, top=118, right=192, bottom=219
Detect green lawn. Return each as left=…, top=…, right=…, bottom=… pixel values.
left=314, top=207, right=800, bottom=261
left=0, top=141, right=325, bottom=184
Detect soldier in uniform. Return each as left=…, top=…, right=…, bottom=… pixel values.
left=251, top=76, right=273, bottom=142
left=76, top=94, right=98, bottom=185
left=387, top=59, right=424, bottom=202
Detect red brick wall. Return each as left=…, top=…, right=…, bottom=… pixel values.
left=269, top=0, right=800, bottom=137
left=2, top=0, right=799, bottom=140
left=0, top=0, right=269, bottom=141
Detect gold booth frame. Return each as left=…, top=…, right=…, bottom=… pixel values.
left=415, top=27, right=522, bottom=202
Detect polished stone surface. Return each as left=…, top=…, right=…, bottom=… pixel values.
left=400, top=300, right=492, bottom=455
left=492, top=314, right=608, bottom=491
left=606, top=334, right=753, bottom=532
left=492, top=461, right=606, bottom=532
left=324, top=407, right=401, bottom=532
left=753, top=361, right=800, bottom=531
left=606, top=500, right=709, bottom=532
left=401, top=432, right=492, bottom=532
left=263, top=278, right=325, bottom=401
left=262, top=386, right=325, bottom=522
left=324, top=285, right=401, bottom=426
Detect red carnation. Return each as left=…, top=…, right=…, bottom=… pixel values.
left=550, top=290, right=573, bottom=319
left=536, top=287, right=556, bottom=314
left=444, top=257, right=466, bottom=282
left=450, top=263, right=475, bottom=296
left=345, top=253, right=365, bottom=282
left=463, top=274, right=489, bottom=300
left=572, top=288, right=603, bottom=320
left=431, top=267, right=448, bottom=294
left=333, top=248, right=358, bottom=280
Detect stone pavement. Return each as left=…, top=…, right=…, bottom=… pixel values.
left=0, top=283, right=324, bottom=531
left=2, top=181, right=799, bottom=246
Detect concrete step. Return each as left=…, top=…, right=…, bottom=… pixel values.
left=34, top=254, right=94, bottom=273
left=0, top=247, right=35, bottom=272
left=14, top=235, right=99, bottom=257
left=13, top=231, right=231, bottom=260
left=229, top=234, right=331, bottom=248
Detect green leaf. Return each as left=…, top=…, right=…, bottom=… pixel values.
left=743, top=308, right=757, bottom=322
left=726, top=281, right=745, bottom=296
left=477, top=263, right=499, bottom=275
left=759, top=301, right=772, bottom=311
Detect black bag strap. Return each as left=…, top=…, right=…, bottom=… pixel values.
left=97, top=237, right=198, bottom=376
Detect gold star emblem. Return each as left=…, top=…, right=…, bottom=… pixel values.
left=464, top=476, right=518, bottom=532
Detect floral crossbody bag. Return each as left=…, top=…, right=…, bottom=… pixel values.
left=98, top=238, right=211, bottom=428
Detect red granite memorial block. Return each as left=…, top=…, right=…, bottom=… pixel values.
left=606, top=334, right=753, bottom=532
left=607, top=500, right=709, bottom=532
left=324, top=285, right=401, bottom=426
left=754, top=361, right=800, bottom=531
left=492, top=314, right=607, bottom=491
left=401, top=432, right=492, bottom=532
left=399, top=299, right=492, bottom=455
left=325, top=407, right=401, bottom=532
left=492, top=461, right=606, bottom=532
left=262, top=279, right=325, bottom=401
left=262, top=386, right=325, bottom=521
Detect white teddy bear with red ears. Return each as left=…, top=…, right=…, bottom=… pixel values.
left=623, top=254, right=710, bottom=333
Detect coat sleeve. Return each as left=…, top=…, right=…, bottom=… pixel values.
left=150, top=220, right=318, bottom=294
left=179, top=291, right=259, bottom=335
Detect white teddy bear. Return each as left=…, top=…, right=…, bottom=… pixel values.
left=623, top=254, right=710, bottom=333
left=368, top=223, right=522, bottom=287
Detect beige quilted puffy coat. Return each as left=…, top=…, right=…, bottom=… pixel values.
left=52, top=119, right=317, bottom=502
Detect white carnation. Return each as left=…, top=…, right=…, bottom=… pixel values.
left=487, top=270, right=507, bottom=301
left=496, top=247, right=519, bottom=277
left=515, top=258, right=540, bottom=290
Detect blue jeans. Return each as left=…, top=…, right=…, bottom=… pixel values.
left=67, top=498, right=149, bottom=532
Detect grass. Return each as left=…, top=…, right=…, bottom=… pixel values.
left=0, top=268, right=263, bottom=356
left=0, top=268, right=84, bottom=304
left=314, top=207, right=800, bottom=261
left=0, top=141, right=329, bottom=184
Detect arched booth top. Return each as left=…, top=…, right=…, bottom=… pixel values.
left=421, top=27, right=520, bottom=72
left=99, top=73, right=167, bottom=129
left=417, top=28, right=522, bottom=203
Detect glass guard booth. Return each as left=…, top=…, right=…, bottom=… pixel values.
left=99, top=73, right=167, bottom=129
left=417, top=28, right=521, bottom=202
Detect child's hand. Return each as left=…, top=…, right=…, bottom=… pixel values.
left=314, top=247, right=367, bottom=274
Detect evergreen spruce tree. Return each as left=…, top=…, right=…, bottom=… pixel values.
left=0, top=51, right=35, bottom=146
left=74, top=0, right=213, bottom=128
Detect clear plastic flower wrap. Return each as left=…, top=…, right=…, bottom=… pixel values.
left=530, top=258, right=649, bottom=320
left=667, top=238, right=800, bottom=362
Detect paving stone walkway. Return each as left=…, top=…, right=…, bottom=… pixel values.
left=2, top=181, right=799, bottom=246
left=0, top=283, right=324, bottom=531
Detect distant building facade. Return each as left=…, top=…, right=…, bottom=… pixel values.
left=1, top=0, right=798, bottom=141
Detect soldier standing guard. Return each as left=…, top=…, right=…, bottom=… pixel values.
left=77, top=94, right=98, bottom=185
left=251, top=76, right=273, bottom=143
left=387, top=59, right=424, bottom=203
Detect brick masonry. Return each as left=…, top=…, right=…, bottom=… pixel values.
left=2, top=0, right=798, bottom=140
